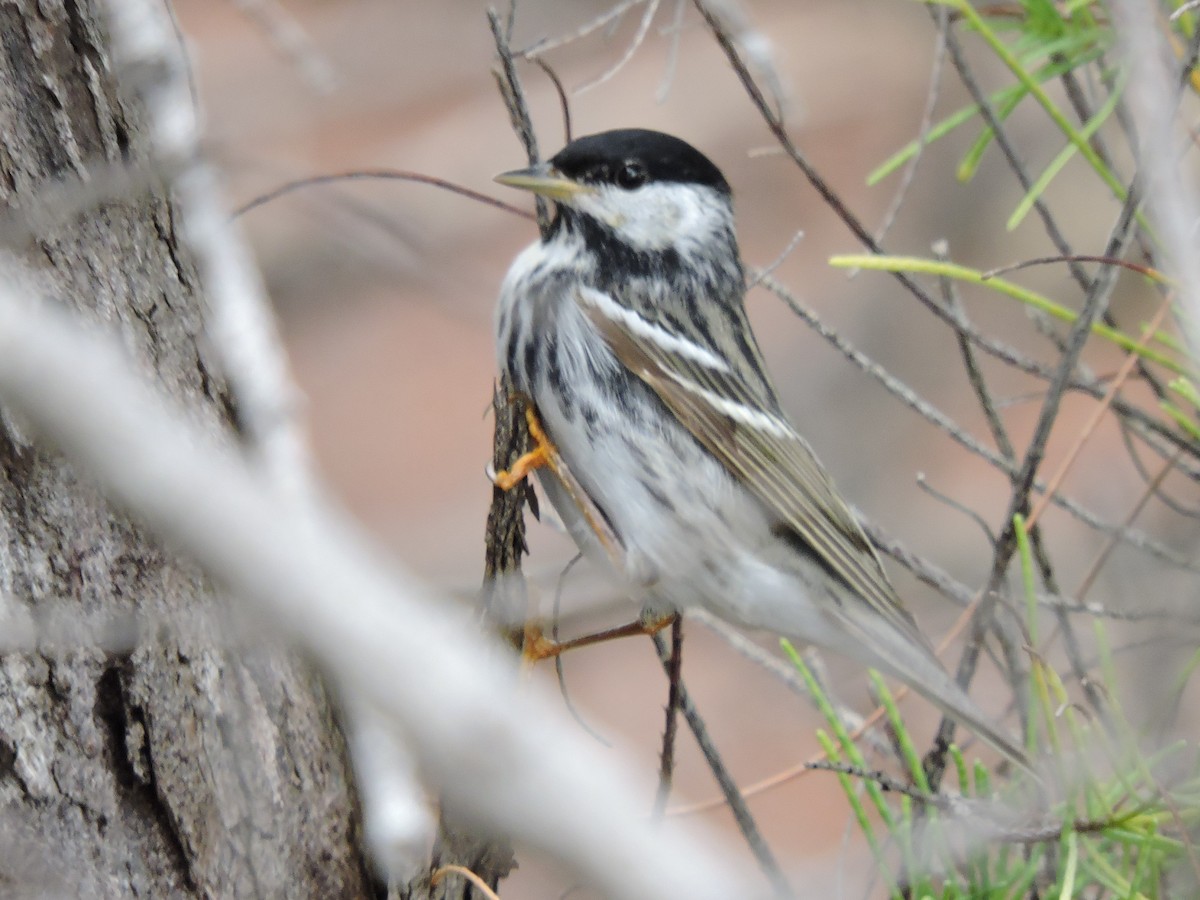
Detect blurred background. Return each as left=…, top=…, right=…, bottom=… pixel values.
left=172, top=1, right=1196, bottom=893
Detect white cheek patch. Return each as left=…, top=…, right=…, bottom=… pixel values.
left=575, top=183, right=729, bottom=253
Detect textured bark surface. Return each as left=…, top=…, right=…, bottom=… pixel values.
left=0, top=2, right=373, bottom=896
left=395, top=389, right=525, bottom=899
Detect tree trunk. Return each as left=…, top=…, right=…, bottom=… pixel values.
left=0, top=2, right=372, bottom=896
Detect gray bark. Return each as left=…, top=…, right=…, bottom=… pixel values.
left=395, top=388, right=525, bottom=900
left=0, top=1, right=372, bottom=896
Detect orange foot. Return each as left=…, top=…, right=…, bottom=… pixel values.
left=495, top=407, right=555, bottom=491
left=522, top=614, right=678, bottom=662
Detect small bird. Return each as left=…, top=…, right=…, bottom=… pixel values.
left=493, top=128, right=1025, bottom=766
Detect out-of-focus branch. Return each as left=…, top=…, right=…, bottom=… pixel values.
left=99, top=2, right=750, bottom=896
left=107, top=0, right=434, bottom=879
left=1115, top=0, right=1200, bottom=353
left=113, top=0, right=315, bottom=499
left=228, top=0, right=336, bottom=94
left=0, top=266, right=748, bottom=900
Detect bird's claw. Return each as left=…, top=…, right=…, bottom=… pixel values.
left=494, top=407, right=555, bottom=490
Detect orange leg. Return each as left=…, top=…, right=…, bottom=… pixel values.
left=523, top=613, right=677, bottom=662
left=492, top=402, right=662, bottom=663
left=494, top=407, right=555, bottom=491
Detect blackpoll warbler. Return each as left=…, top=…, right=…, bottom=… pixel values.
left=494, top=128, right=1025, bottom=767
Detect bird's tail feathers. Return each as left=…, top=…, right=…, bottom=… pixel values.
left=832, top=606, right=1032, bottom=772
left=884, top=650, right=1031, bottom=773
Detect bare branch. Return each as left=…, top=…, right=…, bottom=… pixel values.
left=872, top=4, right=949, bottom=247
left=649, top=630, right=790, bottom=898
left=0, top=261, right=749, bottom=900
left=651, top=617, right=683, bottom=821
left=228, top=0, right=336, bottom=94
left=115, top=0, right=316, bottom=496
left=758, top=274, right=1197, bottom=573
left=574, top=0, right=660, bottom=95
left=234, top=170, right=535, bottom=222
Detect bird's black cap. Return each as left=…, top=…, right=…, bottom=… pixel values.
left=551, top=129, right=730, bottom=194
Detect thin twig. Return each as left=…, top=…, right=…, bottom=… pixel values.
left=805, top=761, right=940, bottom=805
left=935, top=241, right=1017, bottom=462
left=915, top=473, right=997, bottom=547
left=229, top=0, right=335, bottom=93
left=693, top=1, right=873, bottom=253
left=655, top=0, right=688, bottom=101
left=1026, top=292, right=1176, bottom=531
left=763, top=275, right=1009, bottom=469
left=1118, top=422, right=1200, bottom=517
left=982, top=254, right=1169, bottom=283
left=551, top=555, right=611, bottom=746
left=490, top=8, right=551, bottom=235
left=430, top=865, right=503, bottom=900
left=574, top=0, right=661, bottom=94
left=532, top=58, right=573, bottom=144
left=520, top=0, right=646, bottom=58
left=1075, top=448, right=1185, bottom=605
left=759, top=274, right=1198, bottom=572
left=233, top=170, right=536, bottom=221
left=937, top=7, right=1092, bottom=296
left=650, top=630, right=794, bottom=899
left=1035, top=590, right=1199, bottom=623
left=1055, top=60, right=1178, bottom=409
left=872, top=4, right=949, bottom=247
left=1029, top=526, right=1096, bottom=716
left=651, top=616, right=684, bottom=820
left=746, top=230, right=804, bottom=289
left=861, top=522, right=976, bottom=610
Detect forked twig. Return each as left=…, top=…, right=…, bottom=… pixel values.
left=520, top=0, right=647, bottom=58
left=574, top=0, right=661, bottom=94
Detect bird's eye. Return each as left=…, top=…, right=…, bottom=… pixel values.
left=616, top=161, right=647, bottom=189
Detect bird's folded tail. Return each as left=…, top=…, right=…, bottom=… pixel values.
left=878, top=647, right=1032, bottom=774
left=832, top=602, right=1032, bottom=773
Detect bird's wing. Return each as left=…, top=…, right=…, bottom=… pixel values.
left=574, top=285, right=923, bottom=645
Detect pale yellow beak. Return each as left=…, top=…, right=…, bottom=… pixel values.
left=494, top=163, right=592, bottom=202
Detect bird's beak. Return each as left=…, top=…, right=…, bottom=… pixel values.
left=494, top=163, right=592, bottom=202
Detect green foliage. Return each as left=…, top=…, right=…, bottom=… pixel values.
left=808, top=1, right=1200, bottom=894
left=828, top=254, right=1193, bottom=377
left=1164, top=378, right=1200, bottom=442
left=872, top=0, right=1141, bottom=233
left=784, top=627, right=1199, bottom=897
